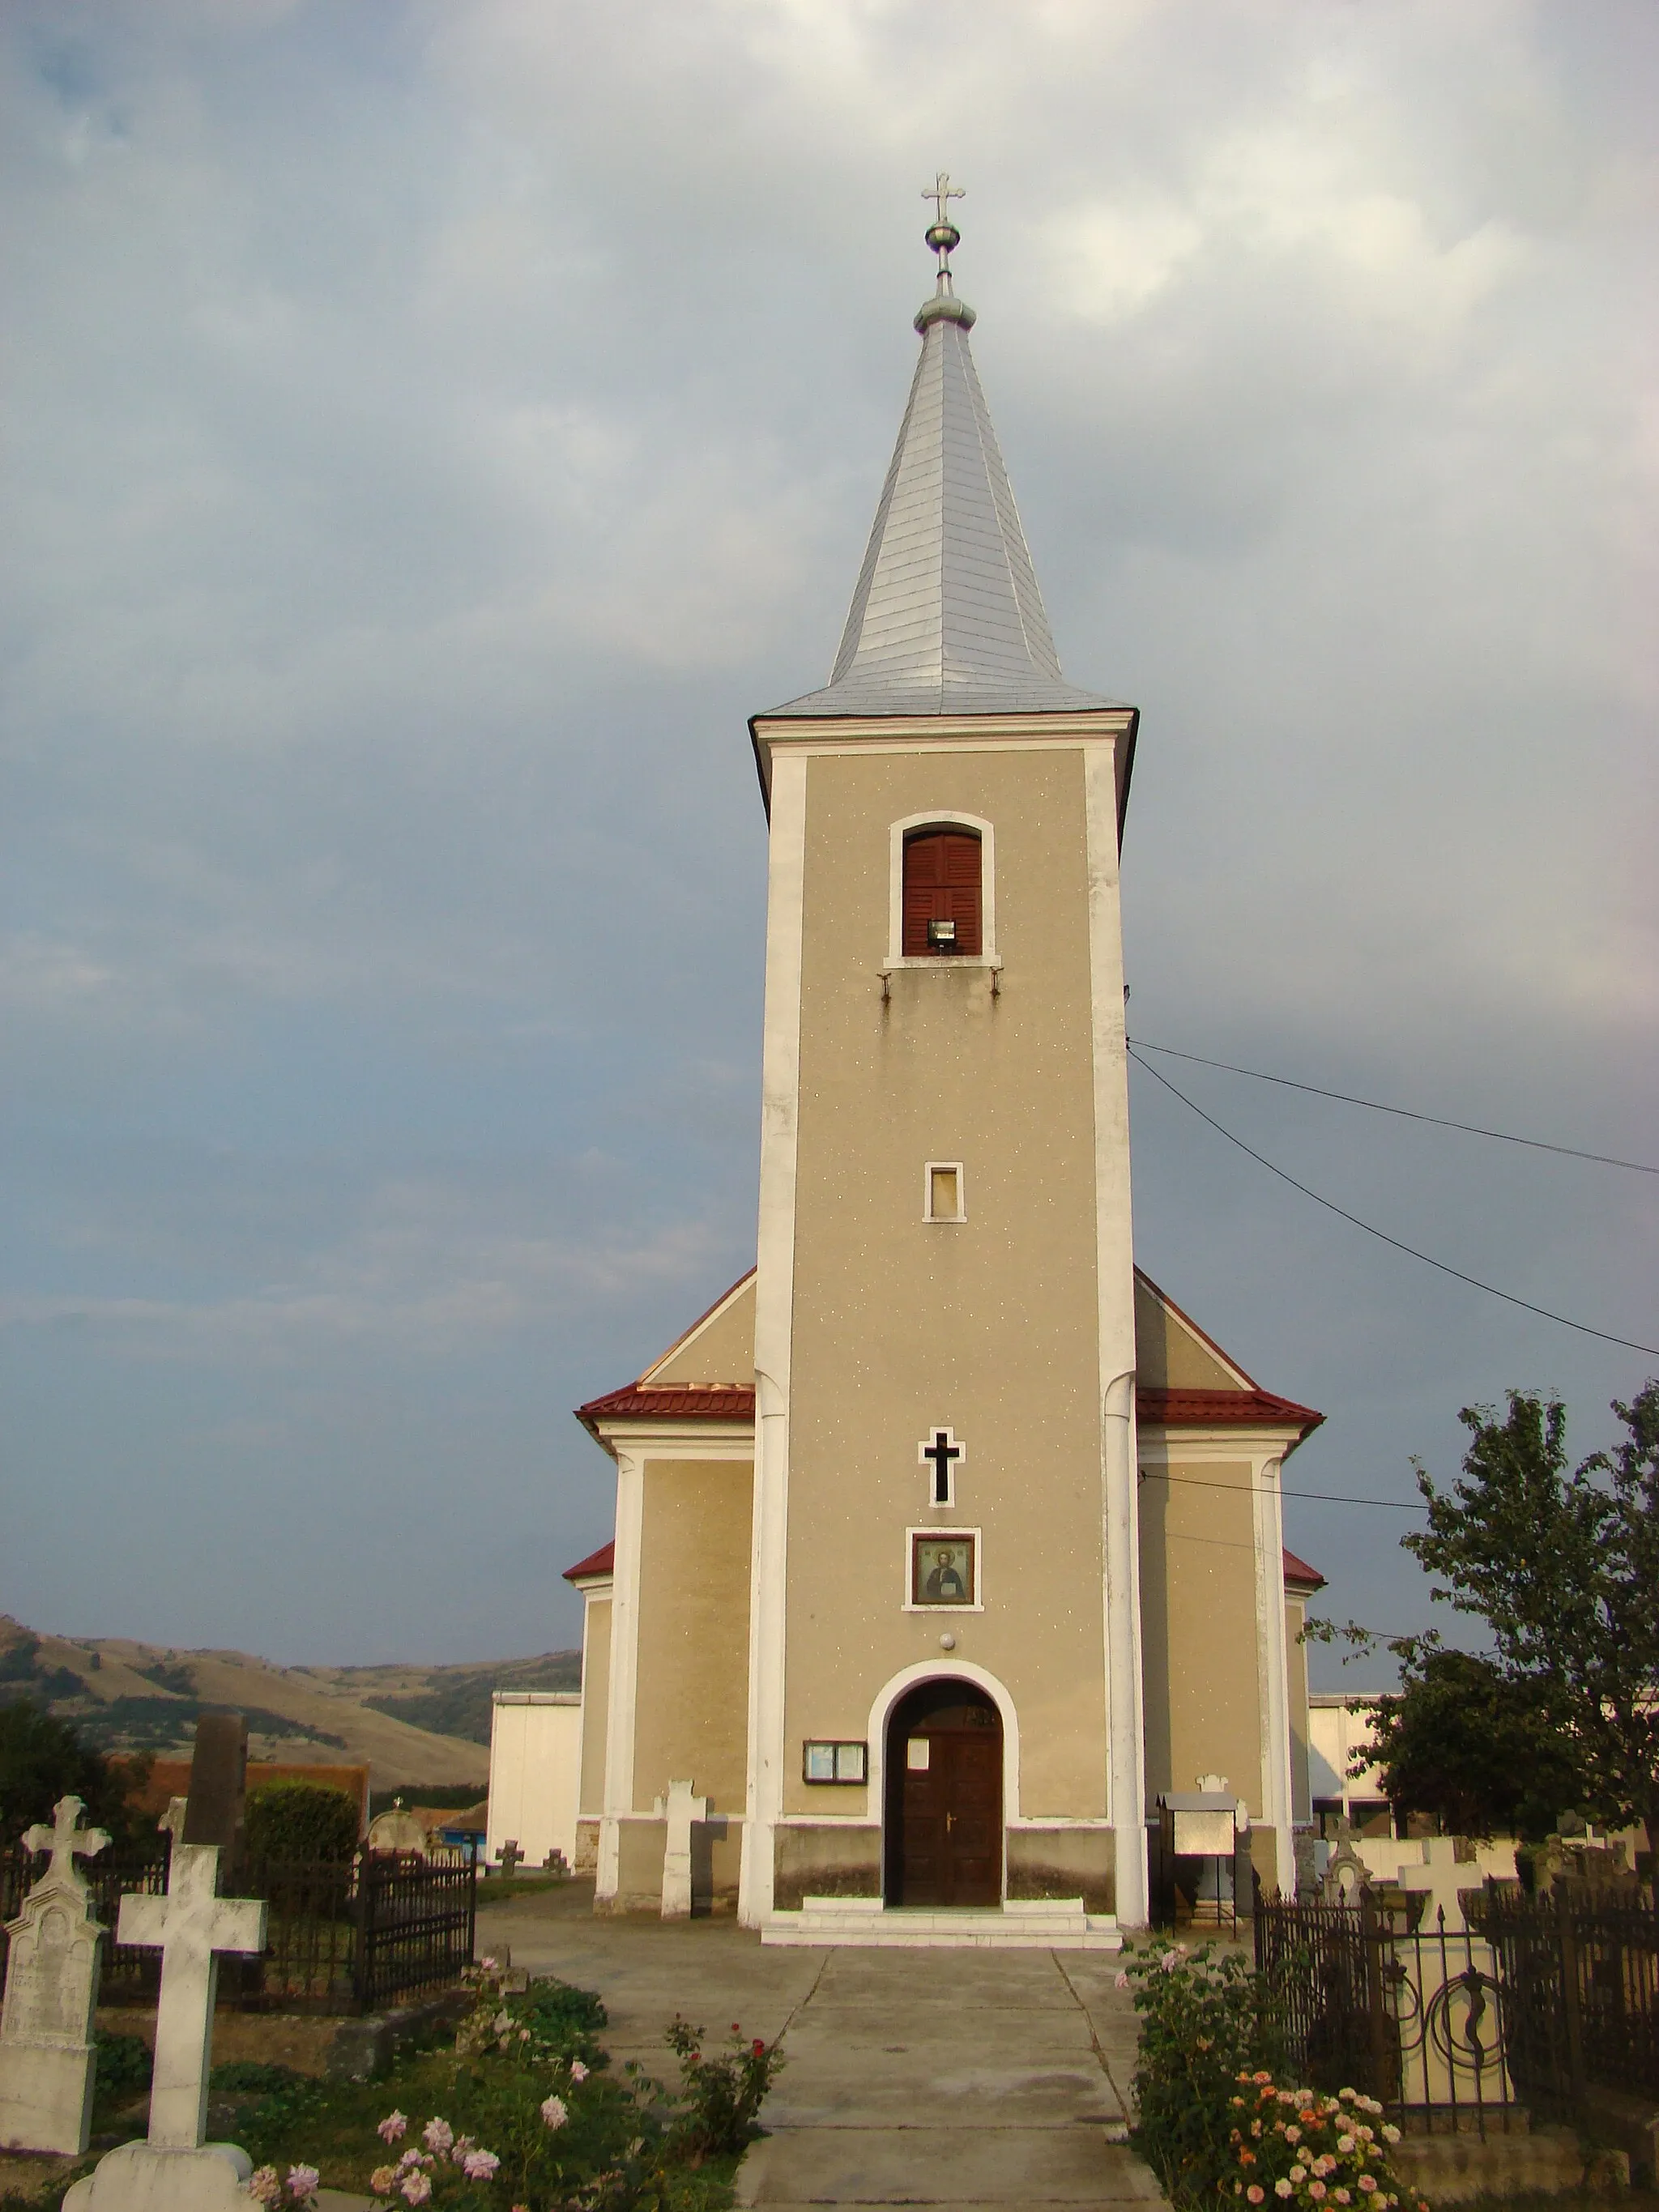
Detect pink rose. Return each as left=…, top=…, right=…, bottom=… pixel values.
left=462, top=2150, right=501, bottom=2180
left=422, top=2120, right=453, bottom=2154
left=247, top=2170, right=283, bottom=2207
left=1247, top=2189, right=1265, bottom=2204
left=369, top=2170, right=395, bottom=2197
left=540, top=2094, right=569, bottom=2129
left=287, top=2168, right=319, bottom=2199
left=377, top=2112, right=408, bottom=2146
left=399, top=2177, right=432, bottom=2208
left=569, top=2059, right=590, bottom=2083
left=1310, top=2185, right=1327, bottom=2202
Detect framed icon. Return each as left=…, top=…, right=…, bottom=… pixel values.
left=906, top=1528, right=980, bottom=1609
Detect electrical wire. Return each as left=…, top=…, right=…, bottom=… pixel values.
left=1142, top=1469, right=1426, bottom=1512
left=1127, top=1046, right=1659, bottom=1359
left=1128, top=1038, right=1658, bottom=1175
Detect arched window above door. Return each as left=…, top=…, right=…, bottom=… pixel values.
left=902, top=826, right=983, bottom=957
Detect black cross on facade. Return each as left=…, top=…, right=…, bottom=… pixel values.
left=919, top=1426, right=964, bottom=1506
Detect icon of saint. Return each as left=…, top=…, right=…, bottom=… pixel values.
left=924, top=1547, right=967, bottom=1602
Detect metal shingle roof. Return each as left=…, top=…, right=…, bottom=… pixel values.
left=764, top=302, right=1127, bottom=720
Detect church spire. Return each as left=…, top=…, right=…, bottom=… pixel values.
left=766, top=181, right=1122, bottom=719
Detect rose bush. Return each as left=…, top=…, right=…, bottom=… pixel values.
left=1121, top=1940, right=1285, bottom=2206
left=1226, top=2074, right=1426, bottom=2212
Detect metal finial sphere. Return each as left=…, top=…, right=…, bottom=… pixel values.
left=925, top=222, right=961, bottom=256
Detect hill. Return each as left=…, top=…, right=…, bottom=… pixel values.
left=0, top=1615, right=580, bottom=1790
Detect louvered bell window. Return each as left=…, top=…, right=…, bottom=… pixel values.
left=902, top=829, right=983, bottom=957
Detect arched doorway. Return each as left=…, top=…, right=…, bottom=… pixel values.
left=884, top=1677, right=1003, bottom=1907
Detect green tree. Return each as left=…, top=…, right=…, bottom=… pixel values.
left=0, top=1698, right=150, bottom=1850
left=1401, top=1382, right=1659, bottom=1848
left=1360, top=1647, right=1584, bottom=1842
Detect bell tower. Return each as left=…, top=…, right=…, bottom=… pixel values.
left=740, top=185, right=1147, bottom=1929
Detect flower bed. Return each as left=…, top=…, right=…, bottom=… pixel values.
left=230, top=1958, right=783, bottom=2210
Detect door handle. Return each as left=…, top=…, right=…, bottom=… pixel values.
left=945, top=1812, right=954, bottom=1832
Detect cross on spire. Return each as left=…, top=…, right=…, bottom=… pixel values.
left=919, top=1426, right=965, bottom=1506
left=23, top=1796, right=109, bottom=1890
left=116, top=1845, right=267, bottom=2150
left=922, top=171, right=965, bottom=293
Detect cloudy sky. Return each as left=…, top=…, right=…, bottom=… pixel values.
left=3, top=0, right=1653, bottom=1679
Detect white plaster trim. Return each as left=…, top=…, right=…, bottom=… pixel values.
left=864, top=1660, right=1023, bottom=1836
left=1252, top=1452, right=1295, bottom=1895
left=886, top=810, right=997, bottom=966
left=1137, top=1430, right=1309, bottom=1460
left=584, top=1423, right=756, bottom=1460
left=1085, top=740, right=1146, bottom=1929
left=597, top=1448, right=644, bottom=1900
left=753, top=710, right=1134, bottom=748
left=902, top=1524, right=983, bottom=1609
left=741, top=751, right=808, bottom=1929
left=922, top=1162, right=966, bottom=1225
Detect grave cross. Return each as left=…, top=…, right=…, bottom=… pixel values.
left=23, top=1796, right=109, bottom=1892
left=496, top=1839, right=522, bottom=1876
left=919, top=1427, right=964, bottom=1506
left=1400, top=1835, right=1478, bottom=1933
left=116, top=1844, right=267, bottom=2150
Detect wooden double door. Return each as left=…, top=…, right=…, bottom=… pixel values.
left=885, top=1680, right=1003, bottom=1907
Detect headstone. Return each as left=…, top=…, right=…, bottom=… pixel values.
left=1321, top=1817, right=1368, bottom=1904
left=541, top=1848, right=569, bottom=1877
left=62, top=1835, right=267, bottom=2212
left=0, top=1796, right=110, bottom=2154
left=1400, top=1835, right=1481, bottom=1932
left=365, top=1801, right=428, bottom=1856
left=496, top=1839, right=522, bottom=1876
left=653, top=1779, right=708, bottom=1920
left=182, top=1714, right=248, bottom=1874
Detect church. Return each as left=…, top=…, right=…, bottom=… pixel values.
left=559, top=194, right=1325, bottom=1942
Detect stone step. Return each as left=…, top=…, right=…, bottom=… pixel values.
left=761, top=1899, right=1124, bottom=1950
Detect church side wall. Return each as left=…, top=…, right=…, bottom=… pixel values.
left=1137, top=1453, right=1262, bottom=1812
left=631, top=1457, right=752, bottom=1829
left=781, top=748, right=1110, bottom=1829
left=574, top=1596, right=612, bottom=1875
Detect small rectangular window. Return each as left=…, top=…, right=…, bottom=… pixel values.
left=924, top=1162, right=965, bottom=1222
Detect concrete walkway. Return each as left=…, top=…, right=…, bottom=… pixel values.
left=477, top=1883, right=1160, bottom=2210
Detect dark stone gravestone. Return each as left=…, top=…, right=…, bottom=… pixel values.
left=182, top=1715, right=248, bottom=1868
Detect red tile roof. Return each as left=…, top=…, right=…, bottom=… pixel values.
left=577, top=1380, right=1320, bottom=1438
left=1282, top=1546, right=1326, bottom=1592
left=576, top=1383, right=758, bottom=1426
left=566, top=1535, right=1325, bottom=1595
left=562, top=1541, right=615, bottom=1584
left=1137, top=1387, right=1323, bottom=1436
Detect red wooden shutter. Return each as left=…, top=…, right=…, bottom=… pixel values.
left=902, top=829, right=982, bottom=957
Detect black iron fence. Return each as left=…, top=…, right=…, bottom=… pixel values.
left=1256, top=1882, right=1659, bottom=2137
left=1473, top=1887, right=1659, bottom=2120
left=2, top=1842, right=475, bottom=2016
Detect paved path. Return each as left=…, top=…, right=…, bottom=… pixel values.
left=477, top=1884, right=1159, bottom=2210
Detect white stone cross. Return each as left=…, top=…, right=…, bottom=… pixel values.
left=23, top=1798, right=109, bottom=1893
left=1400, top=1835, right=1479, bottom=1933
left=653, top=1779, right=708, bottom=1922
left=117, top=1844, right=267, bottom=2150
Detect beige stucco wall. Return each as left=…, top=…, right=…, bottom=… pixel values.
left=578, top=1596, right=612, bottom=1818
left=632, top=1456, right=752, bottom=1818
left=1139, top=1457, right=1262, bottom=1814
left=643, top=1276, right=755, bottom=1387
left=781, top=747, right=1113, bottom=1820
left=1134, top=1276, right=1244, bottom=1392
left=1286, top=1596, right=1312, bottom=1824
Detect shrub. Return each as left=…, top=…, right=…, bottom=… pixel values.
left=1223, top=2076, right=1426, bottom=2212
left=663, top=2018, right=785, bottom=2163
left=1122, top=1939, right=1282, bottom=2208
left=94, top=2031, right=152, bottom=2103
left=245, top=1779, right=360, bottom=1865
